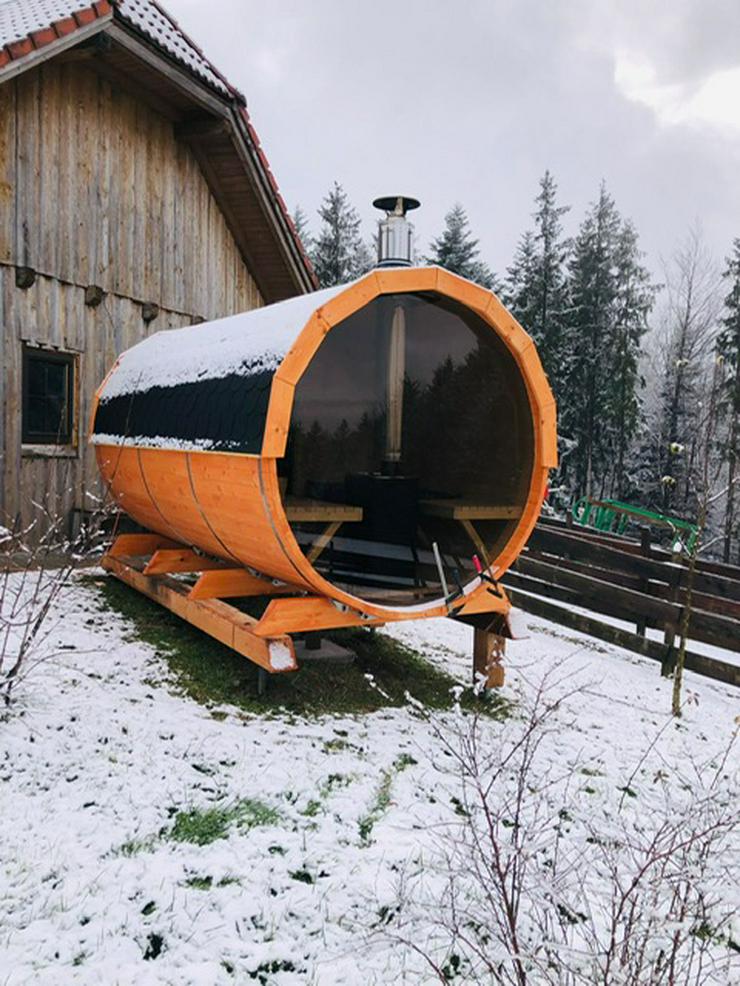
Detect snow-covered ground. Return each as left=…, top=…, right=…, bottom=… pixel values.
left=1, top=572, right=738, bottom=985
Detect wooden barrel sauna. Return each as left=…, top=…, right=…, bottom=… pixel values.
left=91, top=267, right=557, bottom=674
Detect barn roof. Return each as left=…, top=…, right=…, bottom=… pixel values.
left=0, top=0, right=316, bottom=302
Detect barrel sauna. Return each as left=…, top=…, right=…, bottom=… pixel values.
left=91, top=266, right=557, bottom=680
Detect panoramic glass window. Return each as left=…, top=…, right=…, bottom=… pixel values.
left=281, top=291, right=535, bottom=605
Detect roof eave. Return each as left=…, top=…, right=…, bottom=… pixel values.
left=0, top=1, right=316, bottom=300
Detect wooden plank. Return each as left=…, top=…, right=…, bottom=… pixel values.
left=143, top=548, right=226, bottom=575
left=460, top=518, right=490, bottom=563
left=507, top=589, right=740, bottom=689
left=306, top=520, right=342, bottom=564
left=420, top=499, right=522, bottom=520
left=254, top=597, right=383, bottom=637
left=188, top=568, right=294, bottom=600
left=516, top=554, right=740, bottom=652
left=538, top=517, right=740, bottom=582
left=107, top=533, right=180, bottom=558
left=521, top=550, right=740, bottom=621
left=102, top=554, right=297, bottom=673
left=529, top=527, right=740, bottom=602
left=284, top=498, right=363, bottom=523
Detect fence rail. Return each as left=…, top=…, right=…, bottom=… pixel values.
left=502, top=518, right=740, bottom=688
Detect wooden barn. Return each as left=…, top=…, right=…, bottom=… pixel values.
left=0, top=0, right=314, bottom=540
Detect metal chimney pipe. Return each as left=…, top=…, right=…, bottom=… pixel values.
left=373, top=195, right=420, bottom=267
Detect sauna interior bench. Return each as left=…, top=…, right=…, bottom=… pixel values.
left=283, top=499, right=364, bottom=523
left=419, top=500, right=523, bottom=520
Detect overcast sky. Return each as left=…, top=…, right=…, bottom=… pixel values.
left=165, top=0, right=740, bottom=279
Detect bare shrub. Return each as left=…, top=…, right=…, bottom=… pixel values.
left=0, top=495, right=112, bottom=705
left=374, top=675, right=739, bottom=984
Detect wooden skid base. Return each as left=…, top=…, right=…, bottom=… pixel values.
left=101, top=533, right=511, bottom=687
left=102, top=553, right=298, bottom=674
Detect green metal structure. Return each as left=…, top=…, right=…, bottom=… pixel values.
left=572, top=497, right=699, bottom=553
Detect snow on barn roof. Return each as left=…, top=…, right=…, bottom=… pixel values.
left=98, top=281, right=349, bottom=400
left=0, top=0, right=230, bottom=95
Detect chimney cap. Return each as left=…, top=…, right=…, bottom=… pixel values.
left=373, top=196, right=421, bottom=216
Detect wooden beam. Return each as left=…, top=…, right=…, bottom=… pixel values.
left=175, top=116, right=230, bottom=141
left=473, top=628, right=505, bottom=688
left=107, top=533, right=180, bottom=558
left=529, top=527, right=740, bottom=602
left=516, top=554, right=740, bottom=652
left=460, top=518, right=490, bottom=564
left=306, top=520, right=342, bottom=564
left=507, top=588, right=740, bottom=689
left=188, top=569, right=295, bottom=600
left=254, top=597, right=383, bottom=637
left=284, top=499, right=363, bottom=523
left=105, top=23, right=228, bottom=115
left=143, top=548, right=226, bottom=575
left=102, top=554, right=296, bottom=673
left=0, top=17, right=112, bottom=84
left=420, top=500, right=522, bottom=520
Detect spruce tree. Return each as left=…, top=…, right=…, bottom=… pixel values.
left=427, top=204, right=497, bottom=289
left=649, top=229, right=719, bottom=518
left=506, top=171, right=570, bottom=399
left=560, top=184, right=655, bottom=500
left=607, top=220, right=657, bottom=498
left=310, top=183, right=372, bottom=288
left=292, top=205, right=312, bottom=254
left=718, top=238, right=740, bottom=561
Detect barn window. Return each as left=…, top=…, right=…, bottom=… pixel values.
left=22, top=346, right=76, bottom=445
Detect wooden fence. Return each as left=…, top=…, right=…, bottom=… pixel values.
left=502, top=517, right=740, bottom=688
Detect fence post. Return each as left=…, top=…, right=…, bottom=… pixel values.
left=661, top=544, right=682, bottom=677
left=636, top=526, right=650, bottom=637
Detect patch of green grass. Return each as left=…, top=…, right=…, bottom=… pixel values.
left=300, top=799, right=322, bottom=818
left=116, top=836, right=155, bottom=857
left=184, top=874, right=240, bottom=890
left=86, top=576, right=513, bottom=718
left=185, top=875, right=213, bottom=890
left=358, top=754, right=416, bottom=844
left=289, top=868, right=314, bottom=885
left=169, top=798, right=280, bottom=846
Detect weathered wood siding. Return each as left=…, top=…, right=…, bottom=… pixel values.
left=0, top=60, right=263, bottom=534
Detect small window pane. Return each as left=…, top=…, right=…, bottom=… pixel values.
left=22, top=348, right=74, bottom=445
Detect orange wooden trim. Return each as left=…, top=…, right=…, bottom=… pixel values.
left=188, top=569, right=296, bottom=600
left=143, top=549, right=226, bottom=575
left=454, top=585, right=511, bottom=617
left=254, top=597, right=383, bottom=637
left=262, top=376, right=295, bottom=458
left=107, top=533, right=181, bottom=558
left=272, top=312, right=332, bottom=387
left=373, top=267, right=439, bottom=295
left=102, top=555, right=297, bottom=673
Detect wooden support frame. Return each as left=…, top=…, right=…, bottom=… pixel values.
left=102, top=552, right=297, bottom=674
left=188, top=569, right=295, bottom=600
left=144, top=548, right=226, bottom=575
left=473, top=628, right=505, bottom=688
left=100, top=532, right=517, bottom=687
left=254, top=597, right=383, bottom=637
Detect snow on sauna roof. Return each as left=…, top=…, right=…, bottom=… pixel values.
left=100, top=282, right=350, bottom=400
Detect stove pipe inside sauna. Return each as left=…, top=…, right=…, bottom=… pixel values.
left=373, top=196, right=420, bottom=476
